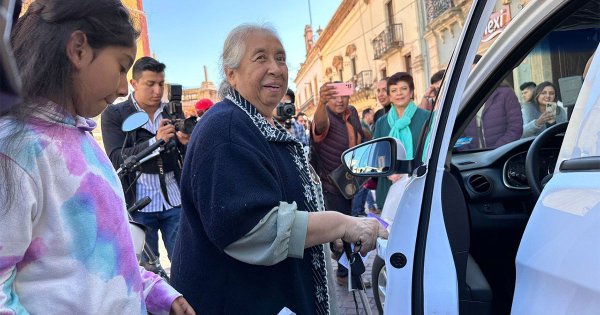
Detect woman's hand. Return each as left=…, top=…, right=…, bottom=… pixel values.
left=535, top=111, right=555, bottom=127
left=388, top=174, right=403, bottom=183
left=341, top=217, right=389, bottom=256
left=170, top=296, right=196, bottom=315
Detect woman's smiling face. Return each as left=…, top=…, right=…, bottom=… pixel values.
left=537, top=85, right=556, bottom=106
left=226, top=30, right=288, bottom=117
left=389, top=80, right=414, bottom=108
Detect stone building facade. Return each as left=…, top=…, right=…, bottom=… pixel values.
left=180, top=66, right=218, bottom=117
left=295, top=0, right=533, bottom=118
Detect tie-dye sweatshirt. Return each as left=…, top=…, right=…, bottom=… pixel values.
left=0, top=102, right=181, bottom=314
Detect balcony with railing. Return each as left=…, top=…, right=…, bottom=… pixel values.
left=372, top=24, right=404, bottom=60
left=349, top=70, right=374, bottom=103
left=299, top=95, right=314, bottom=113
left=426, top=0, right=454, bottom=23
left=355, top=70, right=373, bottom=90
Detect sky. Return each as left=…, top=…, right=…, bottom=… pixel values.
left=143, top=0, right=342, bottom=90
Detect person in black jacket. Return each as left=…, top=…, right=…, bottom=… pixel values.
left=101, top=57, right=186, bottom=264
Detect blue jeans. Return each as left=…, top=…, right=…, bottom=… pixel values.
left=351, top=187, right=375, bottom=216
left=131, top=206, right=181, bottom=263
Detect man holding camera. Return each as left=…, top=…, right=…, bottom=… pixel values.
left=101, top=57, right=187, bottom=264
left=276, top=89, right=309, bottom=147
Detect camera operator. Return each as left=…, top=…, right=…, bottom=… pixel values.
left=101, top=57, right=185, bottom=265
left=274, top=89, right=309, bottom=147
left=419, top=69, right=445, bottom=111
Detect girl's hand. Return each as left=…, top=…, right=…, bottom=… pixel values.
left=170, top=296, right=196, bottom=315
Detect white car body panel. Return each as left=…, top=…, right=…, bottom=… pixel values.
left=383, top=177, right=425, bottom=314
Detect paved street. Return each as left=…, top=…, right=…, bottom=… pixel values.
left=158, top=236, right=380, bottom=315
left=330, top=254, right=379, bottom=315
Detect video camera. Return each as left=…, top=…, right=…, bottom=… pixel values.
left=276, top=101, right=296, bottom=129
left=166, top=84, right=196, bottom=135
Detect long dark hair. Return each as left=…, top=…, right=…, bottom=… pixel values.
left=0, top=0, right=139, bottom=210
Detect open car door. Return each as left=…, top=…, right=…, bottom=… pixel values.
left=382, top=1, right=496, bottom=314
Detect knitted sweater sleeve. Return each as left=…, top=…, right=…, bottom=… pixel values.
left=189, top=140, right=284, bottom=250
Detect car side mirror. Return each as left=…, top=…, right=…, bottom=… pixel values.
left=121, top=112, right=149, bottom=132
left=342, top=137, right=417, bottom=177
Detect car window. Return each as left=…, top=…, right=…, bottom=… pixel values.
left=454, top=4, right=599, bottom=152
left=558, top=50, right=600, bottom=161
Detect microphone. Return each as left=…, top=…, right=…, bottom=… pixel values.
left=117, top=139, right=165, bottom=176
left=127, top=196, right=151, bottom=213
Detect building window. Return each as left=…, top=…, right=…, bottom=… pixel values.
left=385, top=0, right=394, bottom=27
left=339, top=69, right=344, bottom=82
left=405, top=54, right=412, bottom=75
left=351, top=57, right=357, bottom=78
left=305, top=86, right=309, bottom=102
left=381, top=67, right=387, bottom=79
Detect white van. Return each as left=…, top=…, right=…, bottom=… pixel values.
left=342, top=0, right=600, bottom=314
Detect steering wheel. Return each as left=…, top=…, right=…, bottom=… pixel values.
left=525, top=122, right=568, bottom=197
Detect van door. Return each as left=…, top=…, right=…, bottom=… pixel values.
left=383, top=1, right=496, bottom=314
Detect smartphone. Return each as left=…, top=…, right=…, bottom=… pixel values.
left=546, top=102, right=557, bottom=123
left=328, top=82, right=354, bottom=96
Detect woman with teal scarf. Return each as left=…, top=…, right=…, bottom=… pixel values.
left=372, top=72, right=430, bottom=210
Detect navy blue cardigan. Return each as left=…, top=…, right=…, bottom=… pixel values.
left=170, top=96, right=328, bottom=314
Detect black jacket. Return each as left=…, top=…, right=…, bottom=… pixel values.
left=170, top=97, right=325, bottom=314
left=101, top=96, right=184, bottom=208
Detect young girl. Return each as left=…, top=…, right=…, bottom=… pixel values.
left=0, top=0, right=193, bottom=314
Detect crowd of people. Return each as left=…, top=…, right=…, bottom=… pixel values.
left=0, top=0, right=573, bottom=314
left=0, top=1, right=386, bottom=314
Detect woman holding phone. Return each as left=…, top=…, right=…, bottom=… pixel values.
left=521, top=81, right=568, bottom=138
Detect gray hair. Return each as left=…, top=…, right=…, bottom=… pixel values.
left=218, top=23, right=282, bottom=99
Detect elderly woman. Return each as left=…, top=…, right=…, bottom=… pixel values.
left=170, top=24, right=387, bottom=314
left=522, top=81, right=568, bottom=138
left=372, top=72, right=430, bottom=210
